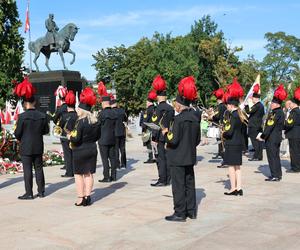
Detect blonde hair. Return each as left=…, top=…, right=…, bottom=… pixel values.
left=77, top=108, right=98, bottom=124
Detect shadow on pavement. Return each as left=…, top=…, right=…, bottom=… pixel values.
left=0, top=176, right=23, bottom=189
left=45, top=178, right=75, bottom=196
left=254, top=165, right=271, bottom=178
left=215, top=178, right=231, bottom=190
left=93, top=182, right=127, bottom=203
left=117, top=158, right=138, bottom=180
left=196, top=188, right=206, bottom=214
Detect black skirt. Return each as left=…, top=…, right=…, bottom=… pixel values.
left=224, top=144, right=242, bottom=166
left=72, top=142, right=97, bottom=174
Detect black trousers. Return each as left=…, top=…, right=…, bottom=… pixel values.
left=61, top=140, right=74, bottom=176
left=250, top=136, right=263, bottom=160
left=146, top=140, right=153, bottom=160
left=289, top=139, right=300, bottom=172
left=157, top=141, right=170, bottom=184
left=266, top=140, right=282, bottom=178
left=21, top=154, right=45, bottom=195
left=217, top=139, right=224, bottom=158
left=99, top=144, right=117, bottom=179
left=171, top=165, right=196, bottom=217
left=115, top=136, right=126, bottom=168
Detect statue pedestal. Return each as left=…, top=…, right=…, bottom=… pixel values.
left=29, top=70, right=83, bottom=113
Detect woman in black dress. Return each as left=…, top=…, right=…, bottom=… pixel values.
left=67, top=87, right=100, bottom=206
left=222, top=78, right=246, bottom=196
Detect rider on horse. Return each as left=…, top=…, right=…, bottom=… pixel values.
left=45, top=14, right=59, bottom=50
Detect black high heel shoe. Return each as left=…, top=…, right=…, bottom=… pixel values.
left=237, top=189, right=243, bottom=196
left=83, top=196, right=92, bottom=206
left=224, top=190, right=238, bottom=196
left=75, top=197, right=86, bottom=206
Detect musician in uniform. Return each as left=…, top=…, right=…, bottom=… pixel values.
left=212, top=88, right=227, bottom=160
left=284, top=87, right=300, bottom=173
left=222, top=78, right=245, bottom=196
left=60, top=90, right=78, bottom=177
left=68, top=87, right=100, bottom=206
left=150, top=75, right=174, bottom=187
left=143, top=89, right=157, bottom=164
left=53, top=86, right=68, bottom=170
left=259, top=84, right=287, bottom=181
left=111, top=98, right=127, bottom=169
left=97, top=82, right=117, bottom=182
left=245, top=84, right=265, bottom=161
left=163, top=76, right=200, bottom=222
left=14, top=78, right=49, bottom=200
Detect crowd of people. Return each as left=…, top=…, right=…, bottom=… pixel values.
left=11, top=74, right=300, bottom=222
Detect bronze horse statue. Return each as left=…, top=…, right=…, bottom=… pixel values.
left=29, top=23, right=79, bottom=71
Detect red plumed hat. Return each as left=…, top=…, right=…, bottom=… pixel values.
left=272, top=83, right=287, bottom=104
left=252, top=83, right=261, bottom=98
left=98, top=81, right=108, bottom=96
left=14, top=77, right=36, bottom=102
left=79, top=87, right=97, bottom=111
left=55, top=85, right=67, bottom=99
left=227, top=77, right=244, bottom=99
left=222, top=91, right=230, bottom=104
left=152, top=75, right=166, bottom=96
left=176, top=76, right=197, bottom=106
left=65, top=90, right=76, bottom=107
left=293, top=87, right=300, bottom=104
left=147, top=89, right=157, bottom=102
left=213, top=88, right=224, bottom=99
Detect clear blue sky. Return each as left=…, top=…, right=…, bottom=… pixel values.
left=16, top=0, right=300, bottom=80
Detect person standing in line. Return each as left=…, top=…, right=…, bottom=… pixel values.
left=111, top=97, right=127, bottom=169
left=222, top=78, right=245, bottom=196
left=245, top=84, right=265, bottom=161
left=97, top=82, right=118, bottom=182
left=14, top=78, right=49, bottom=200
left=258, top=84, right=287, bottom=182
left=284, top=87, right=300, bottom=173
left=163, top=76, right=200, bottom=222
left=60, top=90, right=78, bottom=177
left=142, top=89, right=157, bottom=164
left=68, top=87, right=100, bottom=206
left=150, top=75, right=174, bottom=187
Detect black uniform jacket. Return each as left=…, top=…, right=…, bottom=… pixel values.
left=59, top=110, right=78, bottom=140
left=14, top=109, right=49, bottom=155
left=98, top=107, right=117, bottom=146
left=212, top=102, right=227, bottom=124
left=192, top=106, right=202, bottom=123
left=165, top=109, right=200, bottom=166
left=53, top=103, right=68, bottom=124
left=69, top=117, right=101, bottom=147
left=151, top=101, right=174, bottom=143
left=142, top=104, right=155, bottom=132
left=113, top=107, right=127, bottom=137
left=222, top=110, right=243, bottom=146
left=245, top=102, right=265, bottom=130
left=284, top=107, right=300, bottom=139
left=261, top=107, right=284, bottom=143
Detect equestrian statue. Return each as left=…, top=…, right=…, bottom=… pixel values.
left=29, top=14, right=79, bottom=71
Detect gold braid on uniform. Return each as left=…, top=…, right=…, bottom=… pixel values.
left=237, top=107, right=248, bottom=125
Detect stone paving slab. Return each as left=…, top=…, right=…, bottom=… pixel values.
left=1, top=133, right=300, bottom=250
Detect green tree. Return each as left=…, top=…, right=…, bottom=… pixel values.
left=0, top=0, right=24, bottom=108
left=262, top=32, right=300, bottom=86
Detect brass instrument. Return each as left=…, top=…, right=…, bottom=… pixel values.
left=68, top=119, right=79, bottom=150
left=53, top=119, right=63, bottom=138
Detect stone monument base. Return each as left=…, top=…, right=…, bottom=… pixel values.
left=29, top=70, right=83, bottom=113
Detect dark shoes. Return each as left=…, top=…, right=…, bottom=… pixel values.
left=217, top=164, right=227, bottom=168
left=286, top=169, right=300, bottom=173
left=144, top=159, right=156, bottom=164
left=99, top=178, right=111, bottom=183
left=265, top=177, right=281, bottom=182
left=75, top=196, right=92, bottom=206
left=224, top=189, right=243, bottom=196
left=61, top=174, right=74, bottom=178
left=248, top=158, right=262, bottom=161
left=60, top=166, right=66, bottom=170
left=212, top=155, right=222, bottom=160
left=186, top=212, right=197, bottom=219
left=165, top=214, right=186, bottom=222
left=37, top=192, right=45, bottom=198
left=18, top=194, right=34, bottom=200
left=150, top=181, right=167, bottom=187
left=110, top=176, right=117, bottom=182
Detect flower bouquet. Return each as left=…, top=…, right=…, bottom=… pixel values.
left=43, top=150, right=64, bottom=166
left=0, top=158, right=23, bottom=174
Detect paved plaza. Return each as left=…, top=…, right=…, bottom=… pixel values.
left=1, top=131, right=300, bottom=250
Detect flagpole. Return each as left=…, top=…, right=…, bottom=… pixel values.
left=27, top=0, right=32, bottom=73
